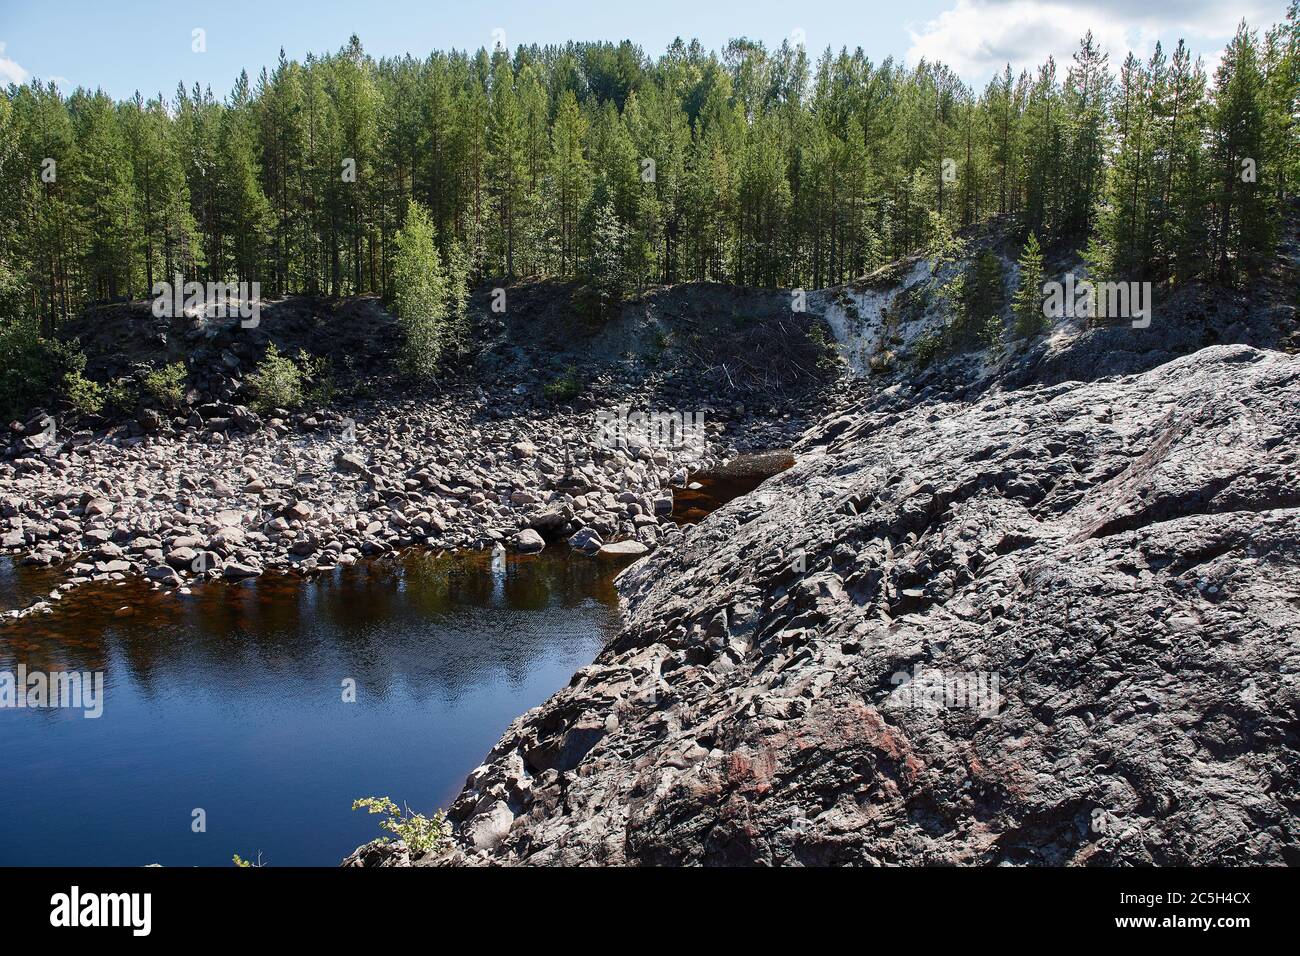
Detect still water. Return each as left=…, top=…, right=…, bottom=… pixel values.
left=0, top=549, right=628, bottom=866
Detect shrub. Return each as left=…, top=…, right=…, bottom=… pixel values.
left=295, top=350, right=335, bottom=406
left=912, top=329, right=947, bottom=368
left=352, top=796, right=449, bottom=856
left=544, top=364, right=583, bottom=401
left=0, top=319, right=82, bottom=420
left=63, top=368, right=105, bottom=416
left=142, top=362, right=186, bottom=407
left=247, top=343, right=303, bottom=414
left=104, top=377, right=136, bottom=415
left=807, top=322, right=843, bottom=372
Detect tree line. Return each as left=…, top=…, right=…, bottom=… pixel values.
left=0, top=5, right=1296, bottom=344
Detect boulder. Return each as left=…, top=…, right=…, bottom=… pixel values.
left=511, top=528, right=546, bottom=553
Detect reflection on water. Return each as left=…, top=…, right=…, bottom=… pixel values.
left=0, top=548, right=629, bottom=867
left=671, top=453, right=794, bottom=524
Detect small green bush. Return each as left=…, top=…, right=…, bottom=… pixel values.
left=978, top=313, right=1004, bottom=351
left=104, top=377, right=136, bottom=415
left=247, top=343, right=303, bottom=414
left=912, top=330, right=947, bottom=369
left=544, top=364, right=583, bottom=401
left=352, top=796, right=449, bottom=856
left=0, top=320, right=83, bottom=420
left=296, top=350, right=335, bottom=406
left=63, top=368, right=105, bottom=416
left=807, top=322, right=843, bottom=372
left=142, top=362, right=186, bottom=407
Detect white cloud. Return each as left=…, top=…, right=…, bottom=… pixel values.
left=906, top=0, right=1280, bottom=82
left=0, top=41, right=30, bottom=85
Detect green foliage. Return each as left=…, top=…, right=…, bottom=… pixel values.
left=911, top=330, right=947, bottom=369
left=104, top=377, right=136, bottom=415
left=959, top=250, right=1006, bottom=348
left=1013, top=233, right=1048, bottom=338
left=0, top=318, right=80, bottom=419
left=246, top=342, right=303, bottom=414
left=62, top=368, right=105, bottom=416
left=0, top=14, right=1295, bottom=343
left=393, top=199, right=449, bottom=378
left=142, top=361, right=186, bottom=407
left=296, top=350, right=335, bottom=405
left=807, top=322, right=844, bottom=372
left=580, top=197, right=630, bottom=318
left=543, top=364, right=583, bottom=401
left=925, top=210, right=967, bottom=270
left=352, top=796, right=449, bottom=856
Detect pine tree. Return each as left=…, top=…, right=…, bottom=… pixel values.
left=392, top=199, right=448, bottom=377
left=547, top=91, right=590, bottom=277
left=68, top=90, right=136, bottom=300
left=1013, top=232, right=1046, bottom=337
left=1208, top=21, right=1274, bottom=282
left=486, top=53, right=526, bottom=279
left=581, top=197, right=629, bottom=317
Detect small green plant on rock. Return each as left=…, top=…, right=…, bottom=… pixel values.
left=142, top=361, right=186, bottom=408
left=247, top=343, right=303, bottom=414
left=352, top=796, right=449, bottom=856
left=544, top=364, right=583, bottom=401
left=104, top=377, right=136, bottom=415
left=62, top=368, right=105, bottom=416
left=296, top=350, right=334, bottom=405
left=807, top=322, right=843, bottom=372
left=911, top=329, right=947, bottom=369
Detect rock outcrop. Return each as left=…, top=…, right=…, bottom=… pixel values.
left=433, top=345, right=1300, bottom=866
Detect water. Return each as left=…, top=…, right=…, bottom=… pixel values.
left=671, top=452, right=794, bottom=524
left=0, top=549, right=630, bottom=867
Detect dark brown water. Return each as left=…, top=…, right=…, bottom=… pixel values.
left=671, top=451, right=795, bottom=524
left=0, top=548, right=630, bottom=867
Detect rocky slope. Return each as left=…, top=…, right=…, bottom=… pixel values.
left=1, top=285, right=836, bottom=619
left=417, top=343, right=1300, bottom=865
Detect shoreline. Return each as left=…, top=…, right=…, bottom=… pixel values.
left=1, top=380, right=818, bottom=623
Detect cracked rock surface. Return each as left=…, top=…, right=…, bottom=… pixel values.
left=425, top=345, right=1300, bottom=866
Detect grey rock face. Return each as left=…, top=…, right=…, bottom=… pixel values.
left=435, top=346, right=1300, bottom=866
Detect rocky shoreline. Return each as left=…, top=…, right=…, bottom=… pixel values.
left=0, top=376, right=821, bottom=623
left=349, top=344, right=1300, bottom=866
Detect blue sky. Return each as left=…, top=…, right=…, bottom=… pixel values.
left=0, top=0, right=1288, bottom=99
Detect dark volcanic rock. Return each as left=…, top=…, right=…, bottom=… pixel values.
left=434, top=345, right=1300, bottom=866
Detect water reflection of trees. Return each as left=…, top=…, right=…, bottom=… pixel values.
left=0, top=549, right=625, bottom=708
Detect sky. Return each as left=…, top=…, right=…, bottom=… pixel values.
left=0, top=0, right=1290, bottom=100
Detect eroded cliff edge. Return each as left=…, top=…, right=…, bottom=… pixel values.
left=416, top=342, right=1299, bottom=865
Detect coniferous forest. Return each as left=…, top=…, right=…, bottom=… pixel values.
left=0, top=7, right=1296, bottom=342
